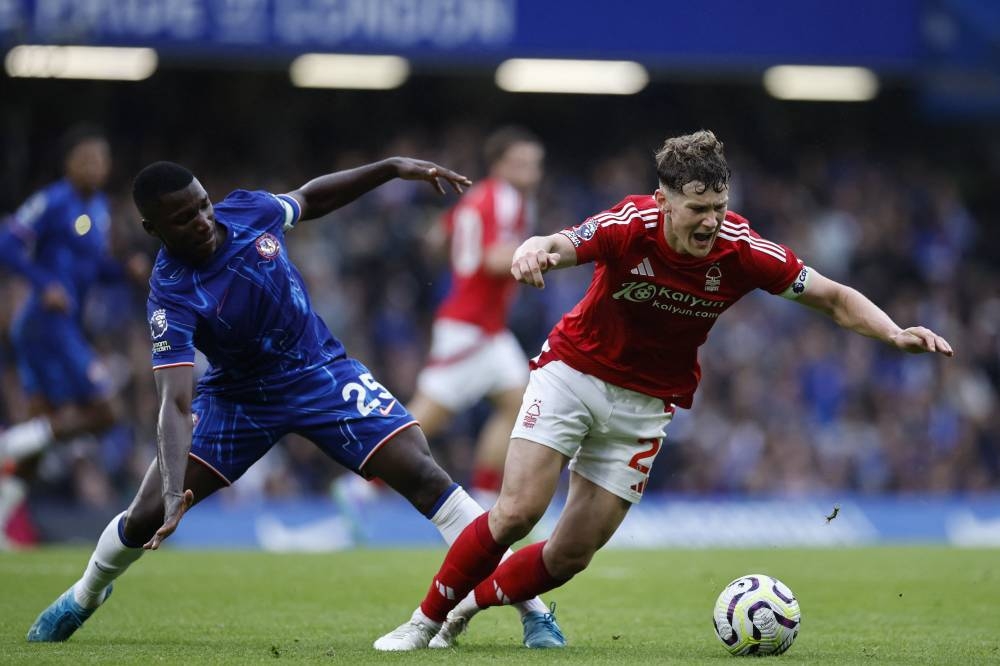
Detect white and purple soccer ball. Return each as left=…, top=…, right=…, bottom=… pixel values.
left=713, top=574, right=800, bottom=656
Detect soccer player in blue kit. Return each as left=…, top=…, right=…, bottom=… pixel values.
left=26, top=156, right=564, bottom=648
left=0, top=128, right=147, bottom=546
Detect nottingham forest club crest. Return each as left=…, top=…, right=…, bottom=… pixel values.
left=704, top=264, right=722, bottom=292
left=255, top=232, right=281, bottom=260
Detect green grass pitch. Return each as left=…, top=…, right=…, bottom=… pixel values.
left=1, top=546, right=998, bottom=664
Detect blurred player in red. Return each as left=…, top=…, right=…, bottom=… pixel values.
left=375, top=130, right=954, bottom=650
left=409, top=126, right=545, bottom=507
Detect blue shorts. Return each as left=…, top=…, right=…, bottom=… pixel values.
left=11, top=309, right=111, bottom=406
left=189, top=357, right=417, bottom=484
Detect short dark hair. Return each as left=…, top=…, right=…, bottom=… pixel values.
left=655, top=130, right=730, bottom=194
left=483, top=125, right=541, bottom=167
left=59, top=124, right=107, bottom=162
left=132, top=161, right=195, bottom=218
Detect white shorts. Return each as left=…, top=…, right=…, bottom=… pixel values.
left=509, top=360, right=675, bottom=504
left=416, top=319, right=529, bottom=412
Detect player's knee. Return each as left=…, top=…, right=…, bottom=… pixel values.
left=489, top=498, right=543, bottom=542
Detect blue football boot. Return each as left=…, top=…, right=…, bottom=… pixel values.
left=522, top=602, right=566, bottom=648
left=26, top=584, right=112, bottom=642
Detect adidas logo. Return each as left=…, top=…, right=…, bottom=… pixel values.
left=630, top=257, right=654, bottom=277
left=435, top=579, right=456, bottom=600
left=493, top=580, right=510, bottom=605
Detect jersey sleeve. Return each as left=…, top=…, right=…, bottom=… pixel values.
left=147, top=292, right=197, bottom=370
left=274, top=193, right=302, bottom=232
left=215, top=190, right=301, bottom=236
left=11, top=189, right=52, bottom=241
left=0, top=215, right=58, bottom=288
left=0, top=191, right=59, bottom=288
left=744, top=230, right=804, bottom=294
left=559, top=197, right=637, bottom=264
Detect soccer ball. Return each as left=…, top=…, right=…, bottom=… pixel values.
left=712, top=574, right=800, bottom=656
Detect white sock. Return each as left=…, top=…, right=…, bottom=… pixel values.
left=429, top=485, right=484, bottom=544
left=412, top=606, right=441, bottom=630
left=0, top=417, right=54, bottom=462
left=428, top=485, right=548, bottom=618
left=452, top=591, right=485, bottom=621
left=0, top=475, right=28, bottom=532
left=74, top=511, right=144, bottom=609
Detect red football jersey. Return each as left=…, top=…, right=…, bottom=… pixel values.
left=537, top=194, right=803, bottom=408
left=436, top=178, right=529, bottom=333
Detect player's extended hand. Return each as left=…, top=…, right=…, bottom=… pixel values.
left=511, top=242, right=561, bottom=289
left=144, top=489, right=195, bottom=550
left=40, top=283, right=72, bottom=314
left=889, top=326, right=954, bottom=356
left=392, top=157, right=472, bottom=196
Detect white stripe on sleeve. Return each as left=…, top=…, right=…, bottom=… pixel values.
left=274, top=194, right=302, bottom=231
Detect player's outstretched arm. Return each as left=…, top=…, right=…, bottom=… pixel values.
left=795, top=269, right=954, bottom=356
left=285, top=157, right=472, bottom=222
left=511, top=232, right=577, bottom=289
left=146, top=365, right=197, bottom=550
left=0, top=216, right=59, bottom=290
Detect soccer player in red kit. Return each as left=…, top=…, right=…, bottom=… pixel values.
left=332, top=129, right=562, bottom=647
left=374, top=130, right=953, bottom=650
left=410, top=126, right=544, bottom=507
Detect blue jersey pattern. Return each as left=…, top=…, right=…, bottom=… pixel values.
left=146, top=190, right=414, bottom=482
left=1, top=180, right=117, bottom=403
left=147, top=190, right=345, bottom=399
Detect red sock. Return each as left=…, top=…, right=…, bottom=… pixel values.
left=473, top=541, right=567, bottom=608
left=471, top=467, right=503, bottom=494
left=420, top=512, right=507, bottom=622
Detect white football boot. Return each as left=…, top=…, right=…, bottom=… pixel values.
left=373, top=607, right=440, bottom=651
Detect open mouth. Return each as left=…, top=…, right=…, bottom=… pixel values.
left=692, top=231, right=715, bottom=244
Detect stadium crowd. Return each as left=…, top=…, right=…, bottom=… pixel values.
left=1, top=87, right=997, bottom=530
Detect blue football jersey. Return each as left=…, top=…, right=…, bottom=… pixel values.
left=2, top=179, right=116, bottom=319
left=147, top=190, right=347, bottom=399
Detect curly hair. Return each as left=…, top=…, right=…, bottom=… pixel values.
left=654, top=130, right=731, bottom=194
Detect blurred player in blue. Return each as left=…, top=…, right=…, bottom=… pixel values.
left=0, top=127, right=147, bottom=548
left=25, top=156, right=564, bottom=648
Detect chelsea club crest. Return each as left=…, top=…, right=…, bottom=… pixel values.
left=255, top=232, right=280, bottom=260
